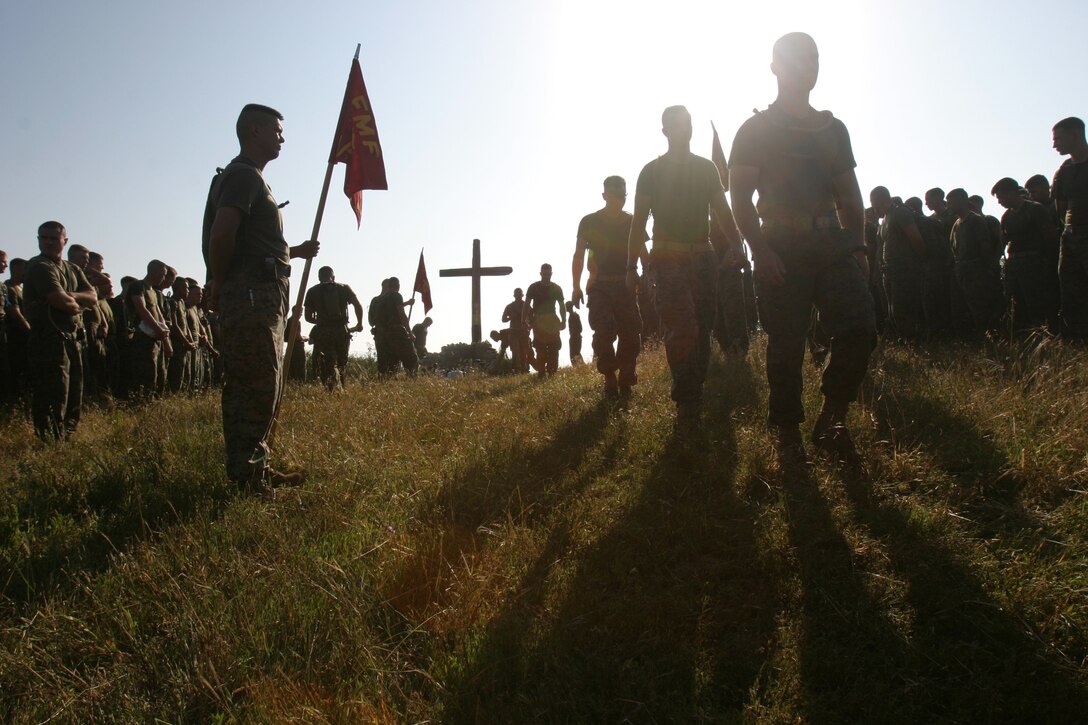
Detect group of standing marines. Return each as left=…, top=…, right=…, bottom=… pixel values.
left=2, top=232, right=220, bottom=441
left=870, top=116, right=1088, bottom=341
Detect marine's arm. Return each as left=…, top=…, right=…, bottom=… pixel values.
left=571, top=235, right=587, bottom=307
left=729, top=165, right=785, bottom=287
left=832, top=168, right=870, bottom=281
left=625, top=194, right=651, bottom=294
left=350, top=293, right=364, bottom=333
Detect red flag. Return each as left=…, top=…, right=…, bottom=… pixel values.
left=413, top=251, right=433, bottom=313
left=710, top=121, right=729, bottom=192
left=329, top=57, right=388, bottom=227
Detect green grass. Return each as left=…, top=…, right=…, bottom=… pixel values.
left=2, top=335, right=1087, bottom=722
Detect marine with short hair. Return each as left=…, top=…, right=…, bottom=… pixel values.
left=1051, top=116, right=1088, bottom=338
left=572, top=175, right=646, bottom=396
left=948, top=188, right=1004, bottom=335
left=992, top=177, right=1060, bottom=332
left=304, top=265, right=363, bottom=390
left=524, top=263, right=566, bottom=377
left=23, top=222, right=98, bottom=440
left=203, top=103, right=319, bottom=488
left=629, top=105, right=743, bottom=426
left=729, top=32, right=876, bottom=464
left=871, top=186, right=927, bottom=339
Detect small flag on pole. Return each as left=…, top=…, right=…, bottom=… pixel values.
left=711, top=121, right=729, bottom=192
left=413, top=250, right=433, bottom=313
left=330, top=54, right=388, bottom=227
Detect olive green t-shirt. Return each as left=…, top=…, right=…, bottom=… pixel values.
left=124, top=280, right=164, bottom=333
left=202, top=155, right=290, bottom=269
left=635, top=152, right=724, bottom=244
left=1001, top=200, right=1052, bottom=256
left=729, top=103, right=855, bottom=221
left=880, top=203, right=924, bottom=272
left=577, top=209, right=644, bottom=279
left=1052, top=158, right=1088, bottom=227
left=305, top=282, right=358, bottom=326
left=23, top=254, right=93, bottom=334
left=951, top=213, right=994, bottom=263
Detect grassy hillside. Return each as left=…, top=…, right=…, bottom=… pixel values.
left=2, top=336, right=1088, bottom=722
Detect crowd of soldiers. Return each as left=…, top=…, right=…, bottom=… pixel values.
left=8, top=32, right=1085, bottom=483
left=0, top=238, right=222, bottom=440
left=865, top=136, right=1085, bottom=342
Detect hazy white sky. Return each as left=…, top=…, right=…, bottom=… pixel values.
left=1, top=0, right=1082, bottom=355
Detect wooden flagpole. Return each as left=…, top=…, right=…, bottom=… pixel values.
left=268, top=44, right=361, bottom=445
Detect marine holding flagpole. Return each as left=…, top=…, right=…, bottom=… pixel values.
left=202, top=46, right=387, bottom=490
left=202, top=104, right=319, bottom=490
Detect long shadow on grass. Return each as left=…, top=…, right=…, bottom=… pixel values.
left=438, top=357, right=778, bottom=721
left=833, top=467, right=1088, bottom=721
left=0, top=442, right=234, bottom=610
left=775, top=464, right=924, bottom=722
left=874, top=380, right=1066, bottom=553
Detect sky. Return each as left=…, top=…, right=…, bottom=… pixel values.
left=1, top=0, right=1083, bottom=358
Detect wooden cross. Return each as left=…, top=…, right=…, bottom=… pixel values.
left=439, top=238, right=513, bottom=345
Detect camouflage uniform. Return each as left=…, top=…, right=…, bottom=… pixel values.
left=203, top=155, right=292, bottom=483
left=0, top=279, right=9, bottom=404
left=374, top=289, right=417, bottom=376
left=1001, top=199, right=1060, bottom=331
left=6, top=282, right=29, bottom=405
left=502, top=298, right=530, bottom=373
left=712, top=225, right=750, bottom=354
left=123, top=280, right=164, bottom=399
left=166, top=295, right=192, bottom=393
left=578, top=208, right=643, bottom=384
left=730, top=103, right=876, bottom=427
left=304, top=280, right=357, bottom=389
left=23, top=254, right=92, bottom=440
left=1054, top=158, right=1088, bottom=338
left=951, top=212, right=1004, bottom=334
left=525, top=280, right=565, bottom=375
left=881, top=202, right=926, bottom=338
left=922, top=211, right=957, bottom=335
left=634, top=150, right=725, bottom=407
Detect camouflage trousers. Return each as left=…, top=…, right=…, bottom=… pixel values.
left=509, top=327, right=530, bottom=373
left=587, top=280, right=641, bottom=386
left=883, top=266, right=926, bottom=339
left=954, top=260, right=1004, bottom=334
left=28, top=330, right=83, bottom=441
left=531, top=313, right=563, bottom=375
left=757, top=231, right=876, bottom=427
left=651, top=246, right=716, bottom=405
left=375, top=328, right=417, bottom=376
left=126, top=333, right=160, bottom=400
left=713, top=266, right=750, bottom=355
left=167, top=341, right=191, bottom=393
left=1005, top=253, right=1060, bottom=332
left=219, top=271, right=289, bottom=482
left=1060, top=229, right=1088, bottom=339
left=568, top=335, right=583, bottom=365
left=311, top=324, right=350, bottom=390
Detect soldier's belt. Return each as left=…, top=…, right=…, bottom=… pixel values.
left=761, top=216, right=840, bottom=233
left=652, top=239, right=712, bottom=253
left=236, top=256, right=291, bottom=280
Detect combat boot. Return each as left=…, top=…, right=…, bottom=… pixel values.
left=603, top=371, right=619, bottom=400
left=811, top=402, right=861, bottom=466
left=776, top=424, right=811, bottom=467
